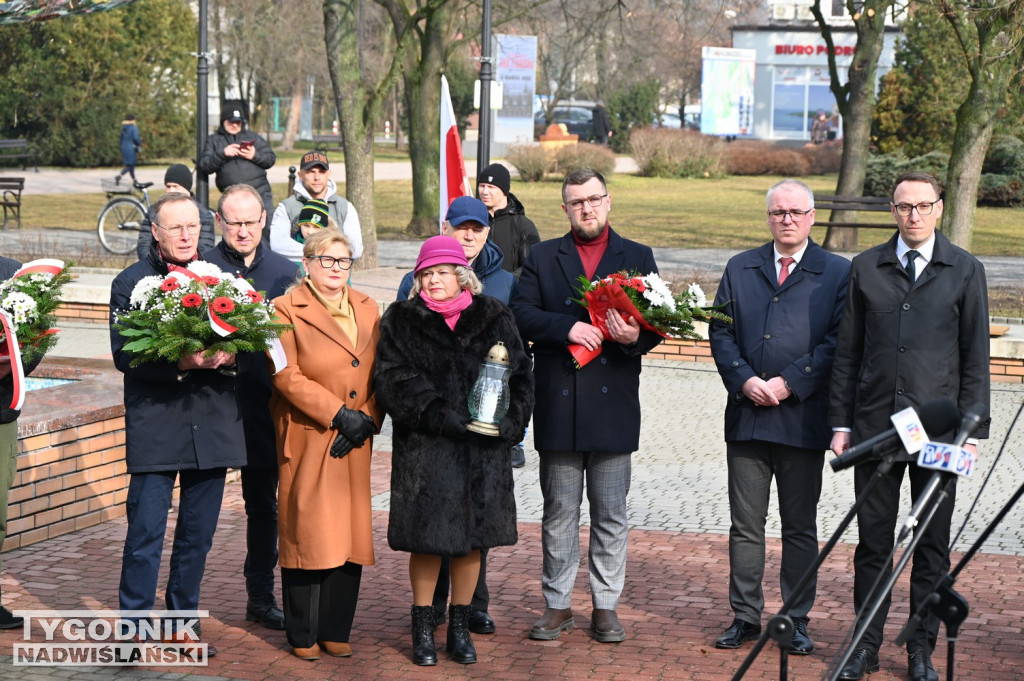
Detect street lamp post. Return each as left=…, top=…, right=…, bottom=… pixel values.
left=477, top=0, right=493, bottom=170
left=195, top=0, right=210, bottom=208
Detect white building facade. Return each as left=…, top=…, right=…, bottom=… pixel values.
left=731, top=0, right=904, bottom=141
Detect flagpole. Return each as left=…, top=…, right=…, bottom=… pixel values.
left=477, top=0, right=493, bottom=169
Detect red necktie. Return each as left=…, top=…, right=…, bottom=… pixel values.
left=778, top=256, right=795, bottom=286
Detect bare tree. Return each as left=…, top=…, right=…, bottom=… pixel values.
left=935, top=0, right=1024, bottom=249
left=812, top=0, right=904, bottom=251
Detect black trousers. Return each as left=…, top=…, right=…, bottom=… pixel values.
left=281, top=563, right=363, bottom=649
left=853, top=460, right=956, bottom=654
left=432, top=549, right=489, bottom=614
left=241, top=467, right=279, bottom=599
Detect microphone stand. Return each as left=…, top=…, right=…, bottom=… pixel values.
left=894, top=478, right=1024, bottom=681
left=828, top=473, right=956, bottom=681
left=730, top=449, right=906, bottom=681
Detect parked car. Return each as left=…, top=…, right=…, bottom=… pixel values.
left=534, top=105, right=595, bottom=141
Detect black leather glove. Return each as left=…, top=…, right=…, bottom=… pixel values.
left=331, top=407, right=375, bottom=446
left=440, top=410, right=468, bottom=439
left=330, top=431, right=356, bottom=459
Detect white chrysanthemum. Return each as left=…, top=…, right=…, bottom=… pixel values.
left=2, top=292, right=37, bottom=324
left=187, top=261, right=229, bottom=280
left=687, top=283, right=707, bottom=308
left=641, top=274, right=676, bottom=312
left=129, top=276, right=164, bottom=310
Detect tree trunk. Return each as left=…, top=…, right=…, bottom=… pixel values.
left=323, top=0, right=378, bottom=268
left=281, top=81, right=303, bottom=152
left=400, top=6, right=447, bottom=237
left=941, top=6, right=1024, bottom=249
left=819, top=0, right=895, bottom=252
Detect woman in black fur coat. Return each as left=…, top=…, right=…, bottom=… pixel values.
left=374, top=236, right=534, bottom=666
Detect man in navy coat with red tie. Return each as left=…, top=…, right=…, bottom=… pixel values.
left=709, top=179, right=850, bottom=657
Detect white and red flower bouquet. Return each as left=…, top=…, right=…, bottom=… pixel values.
left=570, top=271, right=731, bottom=368
left=0, top=259, right=73, bottom=409
left=114, top=261, right=291, bottom=367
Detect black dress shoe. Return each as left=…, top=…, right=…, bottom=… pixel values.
left=245, top=596, right=285, bottom=630
left=838, top=647, right=879, bottom=680
left=0, top=606, right=24, bottom=630
left=789, top=619, right=814, bottom=655
left=468, top=609, right=495, bottom=634
left=908, top=649, right=938, bottom=681
left=714, top=619, right=761, bottom=649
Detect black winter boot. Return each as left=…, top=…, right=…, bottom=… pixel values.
left=446, top=604, right=477, bottom=664
left=410, top=605, right=438, bottom=666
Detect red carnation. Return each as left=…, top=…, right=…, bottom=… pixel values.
left=202, top=276, right=220, bottom=286
left=159, top=277, right=180, bottom=292
left=181, top=293, right=203, bottom=309
left=211, top=297, right=235, bottom=314
left=245, top=290, right=264, bottom=303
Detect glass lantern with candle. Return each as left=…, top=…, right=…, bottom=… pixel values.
left=466, top=341, right=511, bottom=436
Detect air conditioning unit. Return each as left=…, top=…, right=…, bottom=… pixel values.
left=772, top=3, right=795, bottom=21
left=796, top=5, right=815, bottom=21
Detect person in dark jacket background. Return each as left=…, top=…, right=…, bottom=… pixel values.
left=136, top=164, right=216, bottom=260
left=198, top=100, right=276, bottom=239
left=709, top=179, right=850, bottom=656
left=109, top=193, right=247, bottom=657
left=0, top=256, right=42, bottom=630
left=115, top=113, right=141, bottom=184
left=202, top=184, right=298, bottom=631
left=591, top=100, right=612, bottom=146
left=376, top=235, right=534, bottom=666
left=476, top=163, right=540, bottom=278
left=396, top=196, right=515, bottom=303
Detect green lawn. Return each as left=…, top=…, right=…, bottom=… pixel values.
left=18, top=172, right=1024, bottom=258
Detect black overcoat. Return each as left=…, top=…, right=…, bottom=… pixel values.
left=828, top=231, right=990, bottom=441
left=374, top=294, right=534, bottom=556
left=510, top=228, right=662, bottom=453
left=109, top=252, right=248, bottom=473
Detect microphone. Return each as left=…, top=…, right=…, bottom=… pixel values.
left=830, top=398, right=960, bottom=473
left=897, top=404, right=988, bottom=542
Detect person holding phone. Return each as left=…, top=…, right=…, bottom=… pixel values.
left=198, top=100, right=277, bottom=239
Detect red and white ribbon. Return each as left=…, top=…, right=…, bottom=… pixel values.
left=167, top=265, right=238, bottom=337
left=0, top=258, right=65, bottom=410
left=0, top=310, right=26, bottom=411
left=13, top=258, right=64, bottom=278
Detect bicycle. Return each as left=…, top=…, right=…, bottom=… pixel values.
left=96, top=178, right=154, bottom=255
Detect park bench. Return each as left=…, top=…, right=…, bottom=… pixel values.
left=0, top=139, right=39, bottom=172
left=0, top=177, right=25, bottom=229
left=814, top=194, right=894, bottom=230
left=311, top=134, right=343, bottom=152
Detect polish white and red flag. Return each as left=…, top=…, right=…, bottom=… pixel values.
left=439, top=75, right=472, bottom=233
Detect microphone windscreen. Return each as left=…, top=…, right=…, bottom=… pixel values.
left=918, top=398, right=961, bottom=438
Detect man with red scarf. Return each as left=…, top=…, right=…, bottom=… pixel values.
left=511, top=168, right=662, bottom=644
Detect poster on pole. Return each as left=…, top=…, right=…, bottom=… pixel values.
left=700, top=47, right=756, bottom=136
left=494, top=34, right=537, bottom=144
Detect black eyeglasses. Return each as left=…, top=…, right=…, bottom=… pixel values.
left=565, top=194, right=608, bottom=211
left=892, top=200, right=940, bottom=217
left=221, top=217, right=263, bottom=232
left=767, top=209, right=812, bottom=222
left=309, top=255, right=354, bottom=270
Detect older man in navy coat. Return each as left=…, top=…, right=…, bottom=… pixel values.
left=110, top=193, right=248, bottom=656
left=709, top=179, right=850, bottom=656
left=512, top=168, right=662, bottom=644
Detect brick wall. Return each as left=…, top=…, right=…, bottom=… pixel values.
left=646, top=338, right=1024, bottom=384
left=6, top=416, right=129, bottom=550
left=55, top=301, right=109, bottom=323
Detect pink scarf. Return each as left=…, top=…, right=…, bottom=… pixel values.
left=420, top=288, right=473, bottom=330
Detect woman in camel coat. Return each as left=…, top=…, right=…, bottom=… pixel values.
left=269, top=229, right=382, bottom=661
